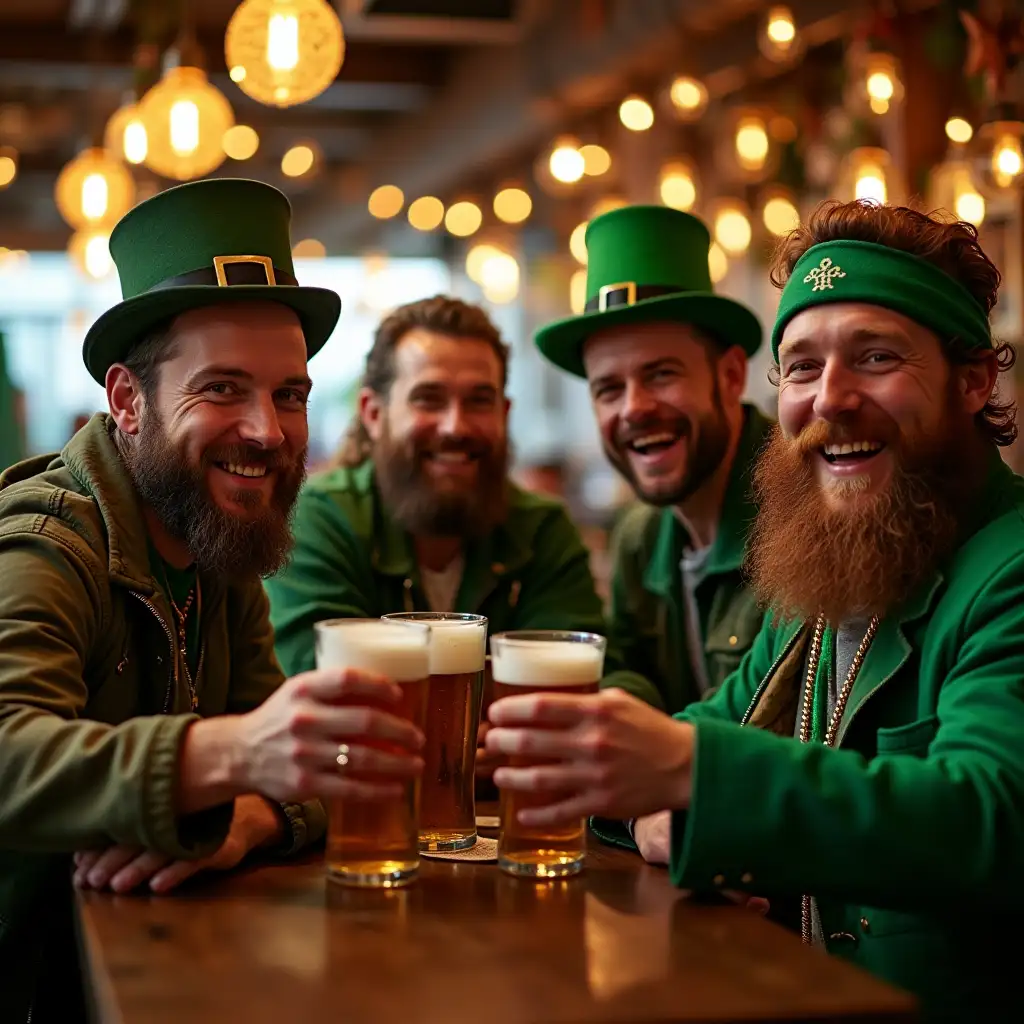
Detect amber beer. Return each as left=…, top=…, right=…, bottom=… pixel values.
left=314, top=619, right=430, bottom=888
left=383, top=613, right=487, bottom=851
left=490, top=630, right=607, bottom=878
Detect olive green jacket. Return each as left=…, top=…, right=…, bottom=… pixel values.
left=604, top=404, right=772, bottom=714
left=669, top=453, right=1024, bottom=1020
left=265, top=460, right=621, bottom=676
left=0, top=414, right=324, bottom=1022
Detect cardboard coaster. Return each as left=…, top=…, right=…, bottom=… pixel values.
left=421, top=837, right=498, bottom=862
left=475, top=815, right=500, bottom=829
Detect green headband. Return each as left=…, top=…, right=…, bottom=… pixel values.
left=771, top=239, right=992, bottom=361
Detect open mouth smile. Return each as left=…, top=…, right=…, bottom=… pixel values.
left=626, top=430, right=683, bottom=457
left=820, top=440, right=886, bottom=465
left=215, top=461, right=270, bottom=479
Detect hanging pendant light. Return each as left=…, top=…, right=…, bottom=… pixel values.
left=225, top=0, right=345, bottom=108
left=104, top=97, right=149, bottom=165
left=139, top=47, right=235, bottom=181
left=55, top=147, right=135, bottom=230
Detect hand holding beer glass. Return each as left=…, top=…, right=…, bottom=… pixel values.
left=488, top=631, right=606, bottom=878
left=382, top=612, right=487, bottom=851
left=314, top=619, right=431, bottom=888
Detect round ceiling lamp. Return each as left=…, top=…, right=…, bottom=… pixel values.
left=225, top=0, right=345, bottom=108
left=139, top=63, right=235, bottom=181
left=55, top=147, right=135, bottom=230
left=104, top=100, right=149, bottom=165
left=67, top=227, right=115, bottom=280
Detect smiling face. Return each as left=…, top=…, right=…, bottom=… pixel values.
left=582, top=321, right=746, bottom=507
left=776, top=303, right=975, bottom=507
left=361, top=328, right=510, bottom=537
left=110, top=301, right=311, bottom=577
left=747, top=300, right=998, bottom=623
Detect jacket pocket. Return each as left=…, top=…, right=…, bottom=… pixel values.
left=875, top=714, right=939, bottom=756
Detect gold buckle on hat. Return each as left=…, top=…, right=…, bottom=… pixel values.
left=213, top=254, right=277, bottom=286
left=597, top=281, right=637, bottom=312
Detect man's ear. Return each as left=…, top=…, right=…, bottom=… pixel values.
left=358, top=387, right=386, bottom=442
left=106, top=364, right=145, bottom=435
left=957, top=352, right=999, bottom=417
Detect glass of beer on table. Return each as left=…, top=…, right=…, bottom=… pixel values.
left=489, top=630, right=607, bottom=878
left=382, top=612, right=487, bottom=851
left=314, top=618, right=431, bottom=888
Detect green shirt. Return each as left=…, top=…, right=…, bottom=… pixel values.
left=148, top=542, right=201, bottom=679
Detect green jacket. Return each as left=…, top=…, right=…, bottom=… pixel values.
left=0, top=415, right=324, bottom=1022
left=266, top=460, right=616, bottom=675
left=668, top=453, right=1024, bottom=1021
left=604, top=404, right=772, bottom=713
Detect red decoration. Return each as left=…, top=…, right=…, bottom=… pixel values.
left=960, top=6, right=1024, bottom=103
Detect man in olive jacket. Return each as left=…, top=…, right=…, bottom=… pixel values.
left=0, top=180, right=427, bottom=1022
left=536, top=206, right=769, bottom=723
left=266, top=296, right=614, bottom=678
left=488, top=201, right=1024, bottom=1021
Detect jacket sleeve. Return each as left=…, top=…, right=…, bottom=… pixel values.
left=265, top=489, right=375, bottom=678
left=0, top=532, right=231, bottom=857
left=671, top=557, right=1024, bottom=912
left=226, top=583, right=326, bottom=854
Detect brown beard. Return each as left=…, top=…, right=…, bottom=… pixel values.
left=118, top=411, right=306, bottom=579
left=372, top=419, right=509, bottom=539
left=746, top=414, right=974, bottom=627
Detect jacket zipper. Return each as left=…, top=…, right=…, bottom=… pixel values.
left=129, top=591, right=179, bottom=713
left=740, top=626, right=803, bottom=726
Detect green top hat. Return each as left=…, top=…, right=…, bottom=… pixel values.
left=82, top=177, right=342, bottom=384
left=534, top=205, right=762, bottom=377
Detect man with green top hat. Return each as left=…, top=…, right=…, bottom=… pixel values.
left=535, top=205, right=770, bottom=861
left=488, top=200, right=1024, bottom=1020
left=0, top=179, right=428, bottom=1023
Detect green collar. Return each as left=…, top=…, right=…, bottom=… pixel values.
left=643, top=404, right=773, bottom=598
left=356, top=460, right=534, bottom=583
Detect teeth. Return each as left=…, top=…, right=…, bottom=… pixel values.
left=823, top=441, right=883, bottom=456
left=631, top=432, right=677, bottom=449
left=223, top=462, right=267, bottom=478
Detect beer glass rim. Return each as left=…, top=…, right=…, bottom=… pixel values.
left=381, top=612, right=487, bottom=625
left=490, top=629, right=606, bottom=648
left=314, top=617, right=431, bottom=638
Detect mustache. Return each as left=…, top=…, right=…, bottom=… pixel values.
left=203, top=444, right=299, bottom=470
left=791, top=419, right=897, bottom=456
left=615, top=415, right=691, bottom=448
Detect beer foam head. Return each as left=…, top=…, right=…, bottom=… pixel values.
left=427, top=621, right=486, bottom=675
left=315, top=621, right=429, bottom=681
left=491, top=639, right=604, bottom=686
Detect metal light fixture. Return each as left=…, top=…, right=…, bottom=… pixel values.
left=55, top=148, right=135, bottom=230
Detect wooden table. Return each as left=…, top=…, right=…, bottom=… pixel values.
left=78, top=830, right=917, bottom=1023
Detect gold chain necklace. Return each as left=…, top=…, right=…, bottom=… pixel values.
left=166, top=577, right=200, bottom=712
left=798, top=613, right=879, bottom=943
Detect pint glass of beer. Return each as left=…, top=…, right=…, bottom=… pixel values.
left=314, top=618, right=431, bottom=888
left=382, top=612, right=487, bottom=851
left=490, top=630, right=607, bottom=878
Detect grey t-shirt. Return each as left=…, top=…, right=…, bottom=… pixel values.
left=679, top=545, right=712, bottom=695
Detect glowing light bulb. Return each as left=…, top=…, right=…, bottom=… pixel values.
left=123, top=119, right=148, bottom=164
left=549, top=143, right=585, bottom=184
left=81, top=173, right=109, bottom=221
left=569, top=221, right=588, bottom=264
left=659, top=163, right=696, bottom=211
left=267, top=13, right=300, bottom=71
left=763, top=195, right=800, bottom=235
left=619, top=96, right=654, bottom=131
left=993, top=134, right=1023, bottom=188
left=714, top=207, right=751, bottom=255
left=669, top=76, right=707, bottom=120
left=708, top=242, right=728, bottom=283
left=735, top=116, right=769, bottom=172
left=945, top=118, right=973, bottom=145
left=855, top=169, right=887, bottom=204
left=84, top=232, right=113, bottom=279
left=169, top=99, right=200, bottom=156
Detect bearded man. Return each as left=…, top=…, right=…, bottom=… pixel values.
left=484, top=201, right=1024, bottom=1021
left=0, top=179, right=428, bottom=1023
left=265, top=296, right=615, bottom=771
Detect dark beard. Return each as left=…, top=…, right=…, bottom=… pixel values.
left=372, top=423, right=509, bottom=539
left=601, top=380, right=732, bottom=507
left=119, top=413, right=306, bottom=579
left=746, top=415, right=973, bottom=627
